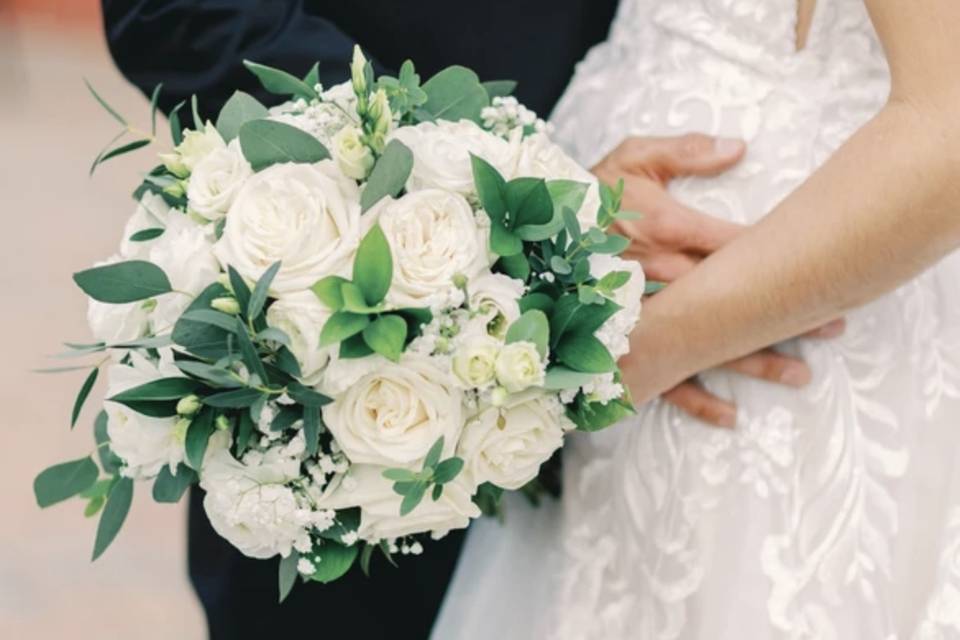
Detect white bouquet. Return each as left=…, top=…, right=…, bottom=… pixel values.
left=34, top=48, right=645, bottom=598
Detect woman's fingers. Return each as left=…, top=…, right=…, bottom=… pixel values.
left=662, top=381, right=737, bottom=428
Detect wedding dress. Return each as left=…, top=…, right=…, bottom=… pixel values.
left=433, top=0, right=960, bottom=638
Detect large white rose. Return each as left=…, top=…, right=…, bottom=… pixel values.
left=265, top=290, right=333, bottom=384
left=104, top=352, right=186, bottom=479
left=589, top=254, right=646, bottom=358
left=214, top=161, right=362, bottom=293
left=389, top=119, right=519, bottom=195
left=514, top=132, right=601, bottom=226
left=319, top=465, right=480, bottom=542
left=468, top=272, right=525, bottom=339
left=200, top=432, right=315, bottom=559
left=458, top=396, right=567, bottom=490
left=322, top=354, right=463, bottom=467
left=148, top=212, right=220, bottom=333
left=186, top=139, right=253, bottom=221
left=370, top=189, right=489, bottom=310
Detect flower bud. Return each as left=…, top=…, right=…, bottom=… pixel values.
left=210, top=296, right=241, bottom=315
left=451, top=273, right=468, bottom=290
left=490, top=386, right=509, bottom=407
left=176, top=394, right=202, bottom=416
left=350, top=45, right=369, bottom=99
left=172, top=417, right=192, bottom=444
left=215, top=415, right=234, bottom=431
left=331, top=125, right=375, bottom=180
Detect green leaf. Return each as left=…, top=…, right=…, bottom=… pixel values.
left=471, top=154, right=508, bottom=222
left=109, top=377, right=200, bottom=403
left=382, top=468, right=417, bottom=482
left=287, top=381, right=332, bottom=408
left=505, top=310, right=550, bottom=358
left=227, top=266, right=252, bottom=317
left=506, top=177, right=553, bottom=228
left=271, top=405, right=302, bottom=432
left=278, top=551, right=300, bottom=603
left=399, top=482, right=427, bottom=516
left=191, top=94, right=203, bottom=130
left=556, top=334, right=616, bottom=374
left=84, top=496, right=106, bottom=518
left=128, top=227, right=164, bottom=242
left=33, top=457, right=99, bottom=508
left=94, top=411, right=122, bottom=475
left=481, top=80, right=517, bottom=99
left=80, top=477, right=115, bottom=500
left=235, top=411, right=254, bottom=456
left=185, top=408, right=216, bottom=470
left=92, top=477, right=134, bottom=560
left=320, top=311, right=370, bottom=347
left=362, top=314, right=407, bottom=362
left=238, top=119, right=330, bottom=171
left=234, top=317, right=269, bottom=383
left=215, top=91, right=269, bottom=142
left=550, top=256, right=572, bottom=275
left=152, top=463, right=197, bottom=503
left=303, top=406, right=321, bottom=456
left=248, top=261, right=281, bottom=320
left=340, top=282, right=385, bottom=314
left=110, top=399, right=179, bottom=418
left=568, top=395, right=635, bottom=432
left=645, top=281, right=666, bottom=295
left=597, top=270, right=632, bottom=292
left=549, top=180, right=588, bottom=227
left=168, top=100, right=185, bottom=146
left=419, top=66, right=489, bottom=123
left=172, top=283, right=233, bottom=358
left=180, top=309, right=240, bottom=332
left=433, top=457, right=464, bottom=484
left=339, top=333, right=374, bottom=359
left=71, top=367, right=99, bottom=428
left=149, top=83, right=163, bottom=134
left=175, top=361, right=242, bottom=388
left=303, top=62, right=320, bottom=88
left=489, top=224, right=523, bottom=257
left=243, top=60, right=318, bottom=101
left=353, top=224, right=393, bottom=305
left=519, top=292, right=555, bottom=314
left=256, top=327, right=291, bottom=347
left=360, top=139, right=413, bottom=212
left=203, top=388, right=264, bottom=408
left=359, top=543, right=375, bottom=576
left=432, top=483, right=444, bottom=501
left=318, top=508, right=360, bottom=543
left=73, top=260, right=172, bottom=303
left=425, top=437, right=445, bottom=470
left=588, top=233, right=630, bottom=255
left=565, top=298, right=620, bottom=336
left=306, top=542, right=359, bottom=584
left=311, top=275, right=349, bottom=311
left=496, top=254, right=530, bottom=281
left=543, top=366, right=597, bottom=391
left=91, top=139, right=152, bottom=175
left=84, top=78, right=126, bottom=125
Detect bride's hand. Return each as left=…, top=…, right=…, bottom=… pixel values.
left=592, top=134, right=844, bottom=427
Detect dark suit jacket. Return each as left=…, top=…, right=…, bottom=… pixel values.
left=101, top=2, right=618, bottom=638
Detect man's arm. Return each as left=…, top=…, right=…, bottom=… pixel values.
left=620, top=0, right=960, bottom=404
left=102, top=0, right=389, bottom=115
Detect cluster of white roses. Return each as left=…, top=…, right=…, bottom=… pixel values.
left=52, top=51, right=644, bottom=590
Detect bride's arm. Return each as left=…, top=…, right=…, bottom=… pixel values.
left=623, top=0, right=960, bottom=402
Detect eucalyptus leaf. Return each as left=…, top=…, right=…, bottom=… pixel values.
left=505, top=310, right=550, bottom=358
left=303, top=406, right=321, bottom=457
left=543, top=366, right=598, bottom=390
left=238, top=119, right=330, bottom=171
left=311, top=275, right=349, bottom=311
left=84, top=78, right=126, bottom=125
left=425, top=437, right=445, bottom=470
left=481, top=80, right=517, bottom=99
left=92, top=477, right=134, bottom=560
left=243, top=60, right=318, bottom=101
left=216, top=91, right=269, bottom=142
left=496, top=253, right=530, bottom=282
left=471, top=154, right=507, bottom=222
left=94, top=410, right=122, bottom=475
left=305, top=542, right=359, bottom=584
left=227, top=266, right=252, bottom=317
left=74, top=260, right=172, bottom=303
left=419, top=66, right=488, bottom=123
left=128, top=228, right=164, bottom=242
left=360, top=139, right=413, bottom=212
left=433, top=457, right=464, bottom=484
left=109, top=377, right=201, bottom=403
left=278, top=550, right=300, bottom=603
left=33, top=457, right=99, bottom=508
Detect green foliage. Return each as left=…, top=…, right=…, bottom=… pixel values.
left=505, top=310, right=549, bottom=358
left=243, top=60, right=318, bottom=101
left=94, top=410, right=122, bottom=475
left=185, top=408, right=217, bottom=470
left=384, top=436, right=464, bottom=516
left=360, top=139, right=413, bottom=212
left=128, top=228, right=164, bottom=242
left=248, top=261, right=281, bottom=320
left=152, top=463, right=197, bottom=503
left=33, top=457, right=99, bottom=508
left=543, top=366, right=597, bottom=390
left=203, top=387, right=265, bottom=408
left=84, top=78, right=127, bottom=125
left=71, top=367, right=99, bottom=428
left=92, top=477, right=134, bottom=560
left=353, top=224, right=393, bottom=305
left=73, top=260, right=172, bottom=303
left=172, top=283, right=233, bottom=359
left=555, top=334, right=616, bottom=374
left=216, top=91, right=269, bottom=142
left=304, top=541, right=359, bottom=584
left=278, top=550, right=300, bottom=603
left=238, top=119, right=330, bottom=171
left=320, top=311, right=370, bottom=347
left=362, top=314, right=408, bottom=362
left=376, top=60, right=428, bottom=120
left=311, top=275, right=349, bottom=311
left=418, top=66, right=489, bottom=123
left=481, top=80, right=517, bottom=99
left=303, top=406, right=321, bottom=456
left=567, top=394, right=636, bottom=432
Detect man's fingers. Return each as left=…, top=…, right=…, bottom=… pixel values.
left=663, top=381, right=737, bottom=428
left=676, top=206, right=745, bottom=254
left=803, top=318, right=846, bottom=339
left=723, top=350, right=812, bottom=387
left=621, top=134, right=747, bottom=181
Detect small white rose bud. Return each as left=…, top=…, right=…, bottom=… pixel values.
left=494, top=341, right=545, bottom=393
left=331, top=125, right=374, bottom=180
left=452, top=337, right=500, bottom=389
left=176, top=394, right=202, bottom=416
left=451, top=273, right=468, bottom=290
left=210, top=296, right=241, bottom=315
left=490, top=386, right=509, bottom=407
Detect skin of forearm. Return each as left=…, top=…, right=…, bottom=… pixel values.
left=623, top=99, right=960, bottom=401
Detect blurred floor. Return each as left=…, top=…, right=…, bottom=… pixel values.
left=0, top=11, right=206, bottom=640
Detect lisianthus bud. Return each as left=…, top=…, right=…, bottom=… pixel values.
left=332, top=125, right=375, bottom=180
left=366, top=89, right=392, bottom=152
left=215, top=415, right=233, bottom=431
left=159, top=122, right=225, bottom=178
left=176, top=394, right=202, bottom=416
left=210, top=296, right=241, bottom=315
left=351, top=45, right=369, bottom=99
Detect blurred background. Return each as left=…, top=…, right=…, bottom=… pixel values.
left=0, top=1, right=205, bottom=636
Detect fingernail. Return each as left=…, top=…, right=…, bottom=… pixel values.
left=780, top=365, right=811, bottom=387
left=714, top=138, right=745, bottom=157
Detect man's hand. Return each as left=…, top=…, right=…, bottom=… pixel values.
left=592, top=134, right=844, bottom=428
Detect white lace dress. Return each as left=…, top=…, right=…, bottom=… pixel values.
left=433, top=1, right=960, bottom=638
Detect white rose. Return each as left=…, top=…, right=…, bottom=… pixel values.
left=494, top=341, right=545, bottom=393
left=120, top=193, right=171, bottom=259
left=589, top=254, right=645, bottom=358
left=389, top=119, right=519, bottom=195
left=371, top=189, right=489, bottom=309
left=319, top=465, right=480, bottom=542
left=451, top=335, right=500, bottom=389
left=160, top=121, right=225, bottom=177
left=148, top=212, right=220, bottom=332
left=514, top=132, right=601, bottom=226
left=458, top=396, right=566, bottom=490
left=200, top=432, right=314, bottom=559
left=266, top=290, right=333, bottom=384
left=214, top=161, right=362, bottom=293
left=468, top=272, right=525, bottom=338
left=331, top=125, right=374, bottom=180
left=104, top=352, right=186, bottom=479
left=322, top=354, right=463, bottom=466
left=186, top=139, right=253, bottom=221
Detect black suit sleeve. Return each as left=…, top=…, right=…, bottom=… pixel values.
left=101, top=0, right=389, bottom=116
